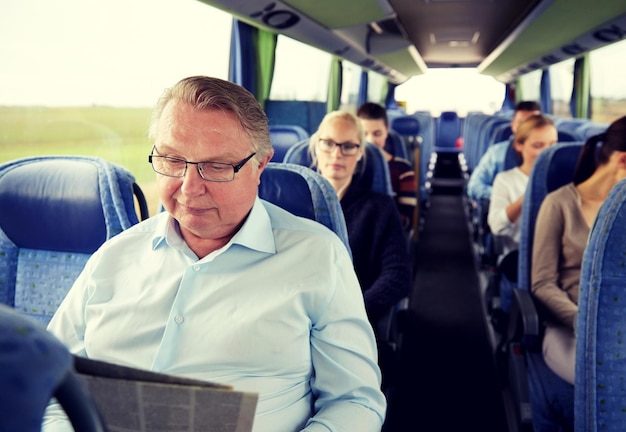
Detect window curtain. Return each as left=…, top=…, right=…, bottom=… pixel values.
left=327, top=57, right=342, bottom=112
left=254, top=28, right=277, bottom=107
left=570, top=54, right=591, bottom=118
left=501, top=83, right=516, bottom=111
left=385, top=82, right=398, bottom=110
left=540, top=69, right=552, bottom=115
left=229, top=19, right=256, bottom=96
left=357, top=70, right=368, bottom=107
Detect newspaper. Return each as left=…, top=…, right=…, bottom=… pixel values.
left=74, top=356, right=258, bottom=432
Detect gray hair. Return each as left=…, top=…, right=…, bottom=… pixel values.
left=148, top=76, right=273, bottom=164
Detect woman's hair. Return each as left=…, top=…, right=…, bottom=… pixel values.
left=308, top=111, right=367, bottom=168
left=573, top=116, right=626, bottom=184
left=512, top=114, right=555, bottom=165
left=148, top=76, right=272, bottom=166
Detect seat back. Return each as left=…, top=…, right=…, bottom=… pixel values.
left=258, top=162, right=351, bottom=254
left=575, top=178, right=626, bottom=432
left=0, top=156, right=145, bottom=324
left=283, top=140, right=393, bottom=196
left=518, top=142, right=584, bottom=292
left=269, top=124, right=309, bottom=162
left=384, top=129, right=410, bottom=161
left=0, top=304, right=105, bottom=432
left=435, top=111, right=461, bottom=152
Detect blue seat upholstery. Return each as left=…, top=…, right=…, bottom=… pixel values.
left=575, top=178, right=626, bottom=432
left=258, top=162, right=350, bottom=254
left=269, top=124, right=309, bottom=162
left=0, top=304, right=105, bottom=432
left=435, top=111, right=461, bottom=153
left=0, top=156, right=145, bottom=325
left=509, top=142, right=583, bottom=431
left=391, top=116, right=421, bottom=163
left=283, top=140, right=393, bottom=196
left=384, top=130, right=409, bottom=161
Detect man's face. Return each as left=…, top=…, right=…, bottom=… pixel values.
left=511, top=109, right=541, bottom=133
left=153, top=100, right=267, bottom=244
left=360, top=118, right=388, bottom=150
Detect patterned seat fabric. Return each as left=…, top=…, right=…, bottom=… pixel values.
left=0, top=156, right=144, bottom=325
left=575, top=178, right=626, bottom=432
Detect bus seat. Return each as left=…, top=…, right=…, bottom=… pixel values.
left=0, top=156, right=146, bottom=325
left=577, top=122, right=608, bottom=140
left=391, top=115, right=421, bottom=164
left=283, top=140, right=394, bottom=197
left=384, top=130, right=410, bottom=161
left=506, top=142, right=583, bottom=431
left=575, top=177, right=626, bottom=432
left=269, top=124, right=309, bottom=162
left=435, top=111, right=461, bottom=153
left=0, top=304, right=105, bottom=432
left=258, top=162, right=350, bottom=254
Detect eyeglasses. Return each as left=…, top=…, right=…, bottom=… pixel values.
left=148, top=147, right=257, bottom=182
left=317, top=138, right=361, bottom=156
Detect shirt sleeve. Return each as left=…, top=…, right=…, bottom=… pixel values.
left=305, top=248, right=386, bottom=431
left=487, top=172, right=515, bottom=237
left=531, top=193, right=578, bottom=329
left=468, top=146, right=498, bottom=201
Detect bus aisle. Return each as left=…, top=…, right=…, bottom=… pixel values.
left=383, top=153, right=509, bottom=432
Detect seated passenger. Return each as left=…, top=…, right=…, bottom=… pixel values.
left=357, top=102, right=418, bottom=234
left=308, top=111, right=412, bottom=385
left=467, top=101, right=542, bottom=202
left=488, top=114, right=557, bottom=258
left=532, top=115, right=626, bottom=385
left=43, top=76, right=386, bottom=432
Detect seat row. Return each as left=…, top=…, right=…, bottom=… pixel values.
left=482, top=141, right=626, bottom=431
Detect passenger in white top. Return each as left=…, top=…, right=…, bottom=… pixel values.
left=43, top=76, right=386, bottom=432
left=488, top=114, right=557, bottom=257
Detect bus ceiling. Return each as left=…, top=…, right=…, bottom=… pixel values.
left=200, top=0, right=626, bottom=84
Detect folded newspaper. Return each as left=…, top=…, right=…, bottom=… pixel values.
left=73, top=356, right=258, bottom=432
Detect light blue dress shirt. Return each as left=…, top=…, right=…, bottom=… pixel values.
left=467, top=139, right=510, bottom=201
left=44, top=197, right=385, bottom=432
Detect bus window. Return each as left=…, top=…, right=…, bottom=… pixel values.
left=367, top=71, right=388, bottom=106
left=339, top=61, right=362, bottom=113
left=0, top=0, right=231, bottom=215
left=518, top=69, right=541, bottom=104
left=395, top=68, right=504, bottom=116
left=269, top=35, right=331, bottom=101
left=590, top=38, right=626, bottom=124
left=549, top=59, right=575, bottom=118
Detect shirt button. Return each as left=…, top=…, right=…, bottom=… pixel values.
left=193, top=265, right=200, bottom=272
left=174, top=315, right=184, bottom=324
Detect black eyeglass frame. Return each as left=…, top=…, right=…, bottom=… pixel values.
left=317, top=138, right=361, bottom=156
left=148, top=147, right=257, bottom=182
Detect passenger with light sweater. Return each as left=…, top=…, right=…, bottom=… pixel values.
left=488, top=114, right=557, bottom=258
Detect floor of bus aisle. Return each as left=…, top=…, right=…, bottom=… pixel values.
left=382, top=152, right=509, bottom=432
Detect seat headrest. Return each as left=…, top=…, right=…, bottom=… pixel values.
left=259, top=167, right=315, bottom=220
left=392, top=116, right=420, bottom=135
left=0, top=159, right=107, bottom=253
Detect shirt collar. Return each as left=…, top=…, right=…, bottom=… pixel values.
left=151, top=196, right=276, bottom=256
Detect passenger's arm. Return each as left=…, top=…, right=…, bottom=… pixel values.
left=487, top=173, right=520, bottom=237
left=362, top=200, right=412, bottom=318
left=531, top=196, right=578, bottom=330
left=468, top=147, right=498, bottom=201
left=305, top=247, right=386, bottom=431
